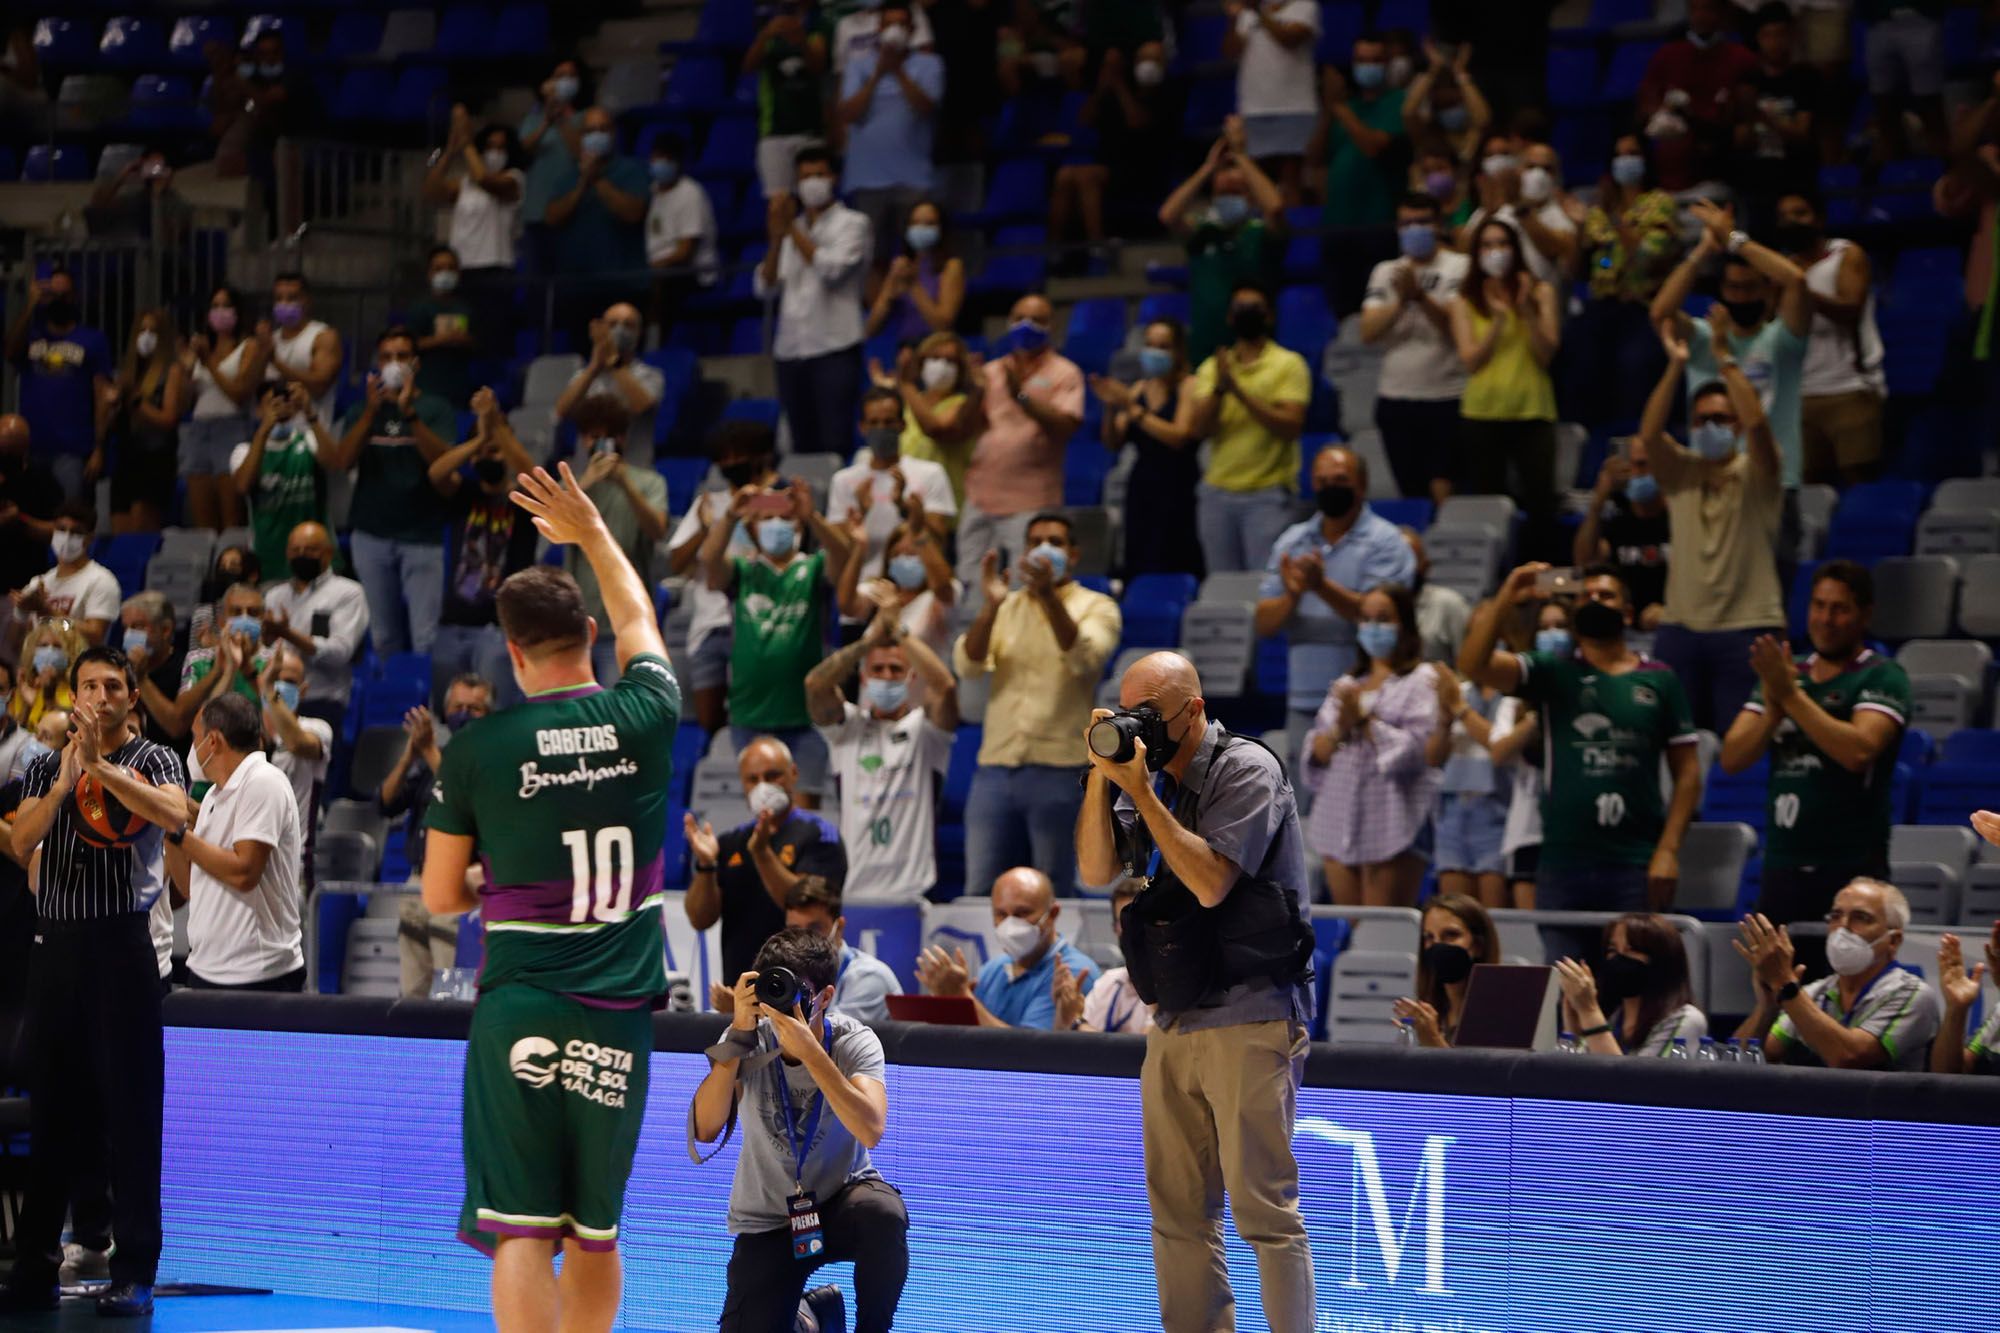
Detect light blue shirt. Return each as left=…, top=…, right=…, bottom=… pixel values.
left=832, top=944, right=901, bottom=1026
left=975, top=936, right=1096, bottom=1029
left=1685, top=316, right=1808, bottom=489
left=839, top=49, right=944, bottom=192
left=1258, top=506, right=1418, bottom=712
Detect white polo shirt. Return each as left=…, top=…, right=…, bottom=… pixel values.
left=185, top=749, right=304, bottom=986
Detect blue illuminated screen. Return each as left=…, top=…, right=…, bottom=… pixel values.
left=160, top=1027, right=1995, bottom=1332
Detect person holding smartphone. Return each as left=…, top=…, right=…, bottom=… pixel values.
left=564, top=397, right=668, bottom=687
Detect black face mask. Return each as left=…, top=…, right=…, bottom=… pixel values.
left=474, top=457, right=508, bottom=486
left=201, top=568, right=241, bottom=603
left=1422, top=942, right=1474, bottom=985
left=1771, top=222, right=1818, bottom=255
left=1596, top=952, right=1651, bottom=1004
left=719, top=459, right=763, bottom=489
left=289, top=554, right=323, bottom=583
left=1722, top=298, right=1767, bottom=330
left=1229, top=305, right=1269, bottom=342
left=1315, top=484, right=1357, bottom=521
left=44, top=299, right=77, bottom=326
left=1573, top=599, right=1626, bottom=643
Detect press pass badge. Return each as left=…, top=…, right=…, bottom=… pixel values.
left=788, top=1188, right=824, bottom=1260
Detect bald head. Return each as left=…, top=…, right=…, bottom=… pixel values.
left=992, top=867, right=1055, bottom=917
left=0, top=414, right=27, bottom=457
left=1310, top=445, right=1366, bottom=492
left=737, top=736, right=799, bottom=806
left=287, top=522, right=332, bottom=580
left=1120, top=651, right=1200, bottom=714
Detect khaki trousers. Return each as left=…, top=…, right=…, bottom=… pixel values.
left=1142, top=1018, right=1315, bottom=1333
left=397, top=896, right=462, bottom=997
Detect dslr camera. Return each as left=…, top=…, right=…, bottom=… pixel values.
left=1088, top=704, right=1173, bottom=771
left=754, top=965, right=810, bottom=1011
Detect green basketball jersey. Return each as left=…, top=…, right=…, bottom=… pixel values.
left=726, top=551, right=825, bottom=731
left=1747, top=650, right=1909, bottom=871
left=1512, top=650, right=1698, bottom=870
left=427, top=654, right=682, bottom=999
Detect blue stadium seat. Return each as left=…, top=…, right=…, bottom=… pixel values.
left=1178, top=13, right=1230, bottom=69
left=1123, top=574, right=1198, bottom=649
left=491, top=2, right=550, bottom=57
left=1600, top=41, right=1662, bottom=101
left=1063, top=441, right=1112, bottom=506
left=1182, top=76, right=1237, bottom=138
left=100, top=17, right=166, bottom=69
left=1546, top=48, right=1602, bottom=110
left=1915, top=762, right=2000, bottom=825
left=1902, top=727, right=1935, bottom=767
left=1583, top=0, right=1655, bottom=29
left=664, top=56, right=730, bottom=114
left=1370, top=498, right=1434, bottom=530
left=388, top=66, right=447, bottom=124
left=720, top=398, right=781, bottom=431
left=942, top=727, right=980, bottom=821
left=128, top=75, right=202, bottom=133
left=1943, top=730, right=2000, bottom=764
left=722, top=242, right=767, bottom=301
left=325, top=11, right=385, bottom=61
left=21, top=146, right=88, bottom=183
left=33, top=19, right=94, bottom=69
left=1137, top=292, right=1190, bottom=326
left=1317, top=3, right=1367, bottom=64
left=1066, top=297, right=1128, bottom=342
left=330, top=68, right=396, bottom=126
left=436, top=4, right=493, bottom=58
left=971, top=224, right=1048, bottom=294
left=696, top=115, right=757, bottom=179
left=1276, top=286, right=1337, bottom=368
left=656, top=456, right=711, bottom=515
left=242, top=14, right=297, bottom=56
left=1255, top=635, right=1288, bottom=698
left=691, top=0, right=758, bottom=52
left=969, top=159, right=1049, bottom=227
left=1824, top=481, right=1925, bottom=563
left=1375, top=0, right=1430, bottom=31
left=1703, top=757, right=1769, bottom=829
left=94, top=533, right=160, bottom=599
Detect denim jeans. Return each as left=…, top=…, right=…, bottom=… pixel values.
left=963, top=763, right=1088, bottom=896
left=430, top=622, right=518, bottom=710
left=1534, top=862, right=1649, bottom=964
left=1652, top=623, right=1781, bottom=736
left=1195, top=483, right=1298, bottom=574
left=349, top=531, right=445, bottom=657
left=774, top=344, right=865, bottom=458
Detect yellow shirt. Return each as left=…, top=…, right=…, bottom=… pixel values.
left=11, top=681, right=73, bottom=732
left=1650, top=439, right=1786, bottom=632
left=898, top=392, right=969, bottom=521
left=1194, top=343, right=1311, bottom=493
left=953, top=582, right=1123, bottom=767
left=1461, top=306, right=1557, bottom=423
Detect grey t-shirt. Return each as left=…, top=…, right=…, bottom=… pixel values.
left=699, top=1013, right=887, bottom=1234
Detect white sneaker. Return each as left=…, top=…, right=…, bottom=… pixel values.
left=59, top=1243, right=110, bottom=1284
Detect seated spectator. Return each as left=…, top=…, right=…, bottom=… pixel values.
left=565, top=397, right=669, bottom=686
left=759, top=146, right=873, bottom=460
left=835, top=520, right=958, bottom=661
left=743, top=6, right=826, bottom=201
left=1257, top=445, right=1417, bottom=739
left=684, top=735, right=849, bottom=989
left=263, top=521, right=370, bottom=733
left=954, top=294, right=1083, bottom=586
left=9, top=501, right=119, bottom=650
left=331, top=327, right=455, bottom=659
left=544, top=104, right=649, bottom=281
left=0, top=661, right=30, bottom=783
left=1779, top=192, right=1886, bottom=486
left=1393, top=891, right=1500, bottom=1047
left=0, top=416, right=64, bottom=596
left=1638, top=320, right=1787, bottom=734
left=382, top=680, right=493, bottom=995
left=1302, top=583, right=1443, bottom=907
left=1555, top=913, right=1708, bottom=1055
left=700, top=472, right=853, bottom=803
left=554, top=303, right=665, bottom=463
left=197, top=543, right=259, bottom=606
left=1231, top=0, right=1322, bottom=207
left=4, top=268, right=112, bottom=499
left=10, top=620, right=85, bottom=730
left=176, top=581, right=272, bottom=718
left=954, top=513, right=1120, bottom=894
left=1090, top=317, right=1203, bottom=579
left=1932, top=924, right=2000, bottom=1075
left=1460, top=138, right=1578, bottom=289
left=517, top=60, right=587, bottom=268
left=1865, top=0, right=1946, bottom=161
left=105, top=309, right=184, bottom=534
left=1403, top=527, right=1469, bottom=663
left=1426, top=666, right=1510, bottom=905
left=405, top=247, right=480, bottom=409
left=1157, top=137, right=1284, bottom=367
left=783, top=875, right=903, bottom=1026
left=1401, top=39, right=1490, bottom=164
left=806, top=612, right=957, bottom=903
left=828, top=388, right=957, bottom=604
left=837, top=5, right=945, bottom=269
left=183, top=285, right=264, bottom=531
left=262, top=271, right=344, bottom=434
left=120, top=592, right=191, bottom=746
left=424, top=107, right=526, bottom=278
left=915, top=867, right=1098, bottom=1028
left=1573, top=440, right=1670, bottom=632
left=1736, top=5, right=1823, bottom=215
left=1189, top=283, right=1310, bottom=574
left=1053, top=877, right=1154, bottom=1034
left=169, top=693, right=305, bottom=992
left=1735, top=880, right=1942, bottom=1070
left=424, top=389, right=542, bottom=709
left=866, top=200, right=964, bottom=340
left=230, top=382, right=332, bottom=579
left=85, top=146, right=190, bottom=245
left=18, top=704, right=70, bottom=780
left=643, top=134, right=721, bottom=330
left=1637, top=0, right=1758, bottom=192
left=1570, top=134, right=1680, bottom=432
left=1362, top=192, right=1470, bottom=504
left=667, top=422, right=780, bottom=733
left=891, top=331, right=979, bottom=515
left=1050, top=44, right=1177, bottom=266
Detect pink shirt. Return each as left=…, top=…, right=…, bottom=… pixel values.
left=1301, top=663, right=1444, bottom=866
left=965, top=353, right=1083, bottom=516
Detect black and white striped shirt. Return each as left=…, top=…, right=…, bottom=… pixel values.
left=23, top=736, right=186, bottom=923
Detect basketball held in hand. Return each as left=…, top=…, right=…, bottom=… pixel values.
left=71, top=767, right=152, bottom=849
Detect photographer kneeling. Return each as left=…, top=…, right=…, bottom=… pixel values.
left=1075, top=651, right=1317, bottom=1333
left=689, top=927, right=905, bottom=1333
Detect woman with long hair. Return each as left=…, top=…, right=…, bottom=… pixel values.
left=1089, top=316, right=1203, bottom=578
left=1393, top=892, right=1501, bottom=1047
left=12, top=619, right=87, bottom=729
left=891, top=330, right=980, bottom=516
left=183, top=284, right=262, bottom=531
left=835, top=518, right=959, bottom=661
left=1302, top=582, right=1444, bottom=906
left=109, top=308, right=187, bottom=533
left=1554, top=912, right=1708, bottom=1055
left=867, top=199, right=965, bottom=340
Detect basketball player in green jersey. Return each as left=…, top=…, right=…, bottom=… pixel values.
left=423, top=462, right=680, bottom=1333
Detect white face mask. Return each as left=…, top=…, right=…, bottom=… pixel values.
left=135, top=330, right=159, bottom=358
left=482, top=148, right=508, bottom=173
left=797, top=175, right=835, bottom=210
left=995, top=915, right=1045, bottom=963
left=1134, top=59, right=1165, bottom=87
left=878, top=23, right=908, bottom=49
left=747, top=780, right=791, bottom=819
left=919, top=357, right=958, bottom=391
left=1478, top=248, right=1514, bottom=278
left=378, top=360, right=410, bottom=392
left=1518, top=166, right=1553, bottom=203
left=1825, top=926, right=1885, bottom=977
left=50, top=531, right=87, bottom=564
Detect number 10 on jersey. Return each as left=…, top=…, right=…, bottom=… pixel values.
left=564, top=825, right=636, bottom=923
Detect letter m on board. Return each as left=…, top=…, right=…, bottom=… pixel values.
left=1298, top=1119, right=1452, bottom=1294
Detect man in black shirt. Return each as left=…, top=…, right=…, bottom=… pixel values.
left=120, top=591, right=193, bottom=749
left=0, top=646, right=188, bottom=1318
left=1573, top=440, right=1671, bottom=630
left=0, top=414, right=64, bottom=597
left=683, top=734, right=846, bottom=999
left=1738, top=3, right=1823, bottom=220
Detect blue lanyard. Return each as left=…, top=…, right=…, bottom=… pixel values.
left=836, top=951, right=853, bottom=986
left=1106, top=982, right=1138, bottom=1034
left=771, top=1022, right=835, bottom=1190
left=1143, top=774, right=1172, bottom=881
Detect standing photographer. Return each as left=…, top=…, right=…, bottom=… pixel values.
left=1074, top=651, right=1316, bottom=1333
left=689, top=927, right=905, bottom=1333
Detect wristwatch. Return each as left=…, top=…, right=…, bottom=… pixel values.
left=693, top=860, right=718, bottom=875
left=1726, top=229, right=1749, bottom=255
left=1775, top=979, right=1802, bottom=1004
left=166, top=825, right=188, bottom=847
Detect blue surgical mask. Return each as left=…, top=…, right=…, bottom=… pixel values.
left=445, top=709, right=476, bottom=733
left=272, top=680, right=301, bottom=712
left=758, top=517, right=798, bottom=557
left=1625, top=473, right=1661, bottom=505
left=1535, top=628, right=1574, bottom=658
left=905, top=223, right=940, bottom=251
left=1437, top=104, right=1469, bottom=132
left=1691, top=421, right=1739, bottom=461
left=31, top=646, right=65, bottom=676
left=228, top=614, right=263, bottom=641
left=1611, top=154, right=1646, bottom=188
left=1008, top=319, right=1050, bottom=355
left=581, top=129, right=614, bottom=157
left=1398, top=223, right=1437, bottom=260
left=1352, top=62, right=1386, bottom=90
left=257, top=61, right=284, bottom=79
left=1356, top=622, right=1400, bottom=661
left=1137, top=346, right=1174, bottom=380
left=121, top=627, right=151, bottom=657
left=887, top=553, right=927, bottom=589
left=551, top=74, right=580, bottom=103
left=861, top=677, right=909, bottom=713
left=650, top=158, right=679, bottom=185
left=1211, top=194, right=1250, bottom=228
left=1028, top=542, right=1068, bottom=582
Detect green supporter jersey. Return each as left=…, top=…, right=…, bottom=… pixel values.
left=1186, top=218, right=1276, bottom=369
left=1746, top=650, right=1909, bottom=871
left=240, top=426, right=325, bottom=577
left=427, top=653, right=682, bottom=1000
left=339, top=394, right=457, bottom=545
left=727, top=551, right=825, bottom=731
left=1512, top=650, right=1698, bottom=870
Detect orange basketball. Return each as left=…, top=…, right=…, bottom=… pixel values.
left=71, top=766, right=152, bottom=849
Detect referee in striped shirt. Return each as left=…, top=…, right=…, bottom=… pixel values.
left=0, top=645, right=188, bottom=1318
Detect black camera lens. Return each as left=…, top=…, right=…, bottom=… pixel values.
left=1088, top=713, right=1146, bottom=763
left=754, top=965, right=803, bottom=1010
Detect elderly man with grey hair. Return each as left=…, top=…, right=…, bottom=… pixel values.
left=1734, top=877, right=1942, bottom=1070
left=117, top=591, right=191, bottom=744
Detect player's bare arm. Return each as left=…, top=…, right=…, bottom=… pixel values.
left=511, top=462, right=669, bottom=673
